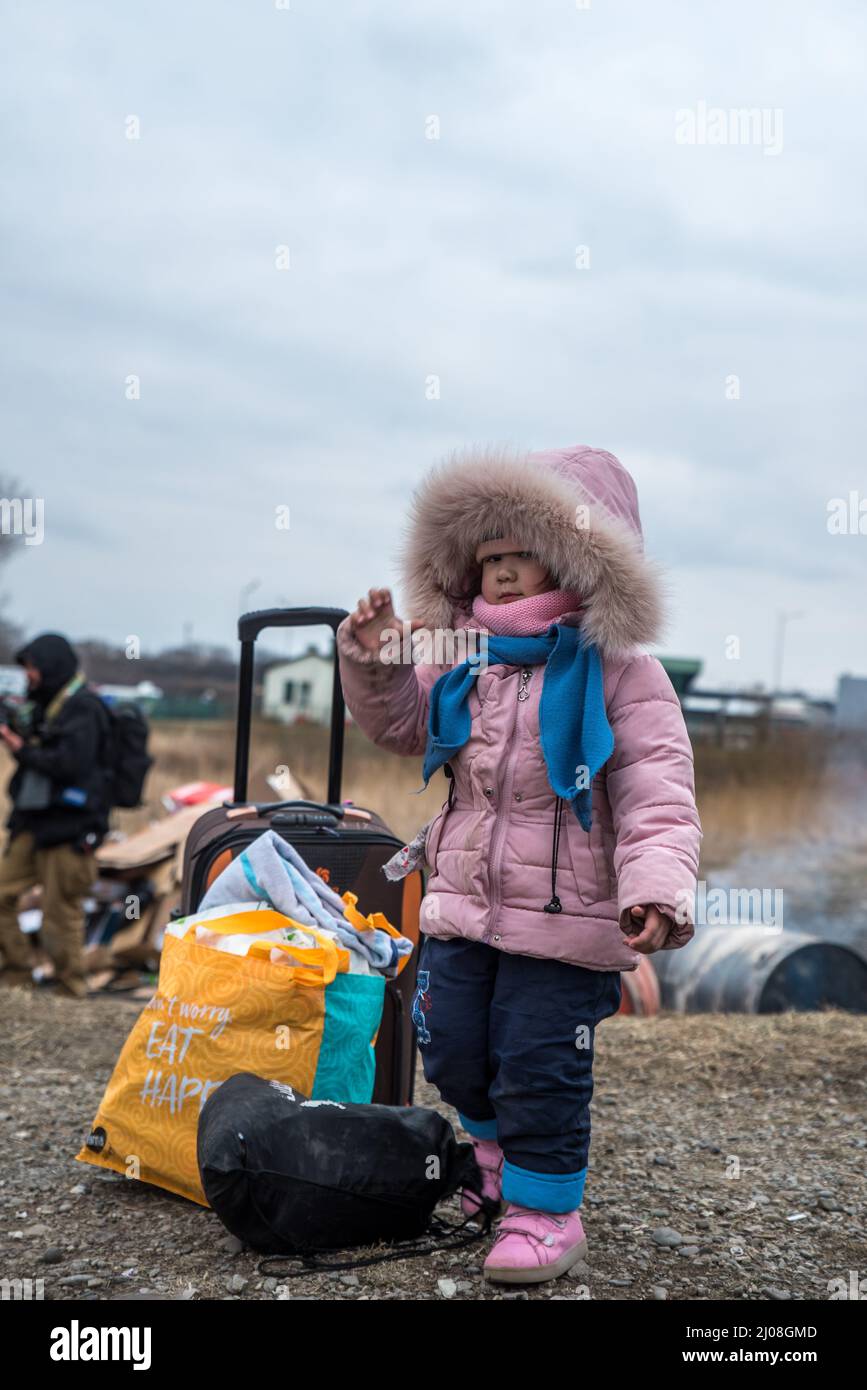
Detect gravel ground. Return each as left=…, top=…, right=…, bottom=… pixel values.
left=1, top=985, right=864, bottom=1302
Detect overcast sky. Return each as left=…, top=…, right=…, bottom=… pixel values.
left=2, top=0, right=865, bottom=696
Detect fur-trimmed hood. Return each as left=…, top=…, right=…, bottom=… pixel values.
left=395, top=444, right=665, bottom=657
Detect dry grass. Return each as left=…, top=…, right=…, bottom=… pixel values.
left=0, top=720, right=448, bottom=846
left=132, top=718, right=449, bottom=837
left=693, top=728, right=860, bottom=868
left=0, top=721, right=858, bottom=869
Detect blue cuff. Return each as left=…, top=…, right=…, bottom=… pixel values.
left=457, top=1112, right=499, bottom=1141
left=502, top=1161, right=587, bottom=1213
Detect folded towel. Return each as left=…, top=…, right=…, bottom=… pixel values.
left=198, top=830, right=414, bottom=977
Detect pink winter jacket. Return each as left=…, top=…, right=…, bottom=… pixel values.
left=336, top=444, right=702, bottom=973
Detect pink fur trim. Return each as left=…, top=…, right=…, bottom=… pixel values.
left=395, top=445, right=665, bottom=657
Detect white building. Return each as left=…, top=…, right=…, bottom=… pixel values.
left=262, top=651, right=345, bottom=725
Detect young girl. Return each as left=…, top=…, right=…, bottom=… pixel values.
left=336, top=444, right=702, bottom=1286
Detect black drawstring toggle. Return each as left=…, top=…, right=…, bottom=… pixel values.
left=544, top=795, right=565, bottom=914
left=444, top=762, right=456, bottom=809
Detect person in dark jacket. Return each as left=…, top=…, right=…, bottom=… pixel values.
left=0, top=633, right=112, bottom=997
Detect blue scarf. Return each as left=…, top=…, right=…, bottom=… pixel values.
left=422, top=625, right=614, bottom=830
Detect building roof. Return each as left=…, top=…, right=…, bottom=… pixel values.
left=264, top=646, right=331, bottom=672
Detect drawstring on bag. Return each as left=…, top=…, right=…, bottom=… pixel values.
left=543, top=795, right=564, bottom=914
left=255, top=1200, right=498, bottom=1278
left=247, top=1119, right=499, bottom=1278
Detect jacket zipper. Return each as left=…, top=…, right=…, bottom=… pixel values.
left=485, top=667, right=532, bottom=941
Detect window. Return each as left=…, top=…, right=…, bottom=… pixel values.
left=282, top=678, right=312, bottom=708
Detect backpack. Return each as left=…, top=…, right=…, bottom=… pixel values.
left=102, top=700, right=153, bottom=808
left=197, top=1072, right=488, bottom=1257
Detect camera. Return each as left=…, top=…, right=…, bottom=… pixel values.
left=0, top=695, right=37, bottom=738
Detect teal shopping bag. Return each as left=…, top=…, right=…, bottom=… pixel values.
left=311, top=972, right=386, bottom=1102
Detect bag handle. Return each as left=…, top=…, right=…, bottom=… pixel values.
left=246, top=935, right=343, bottom=986
left=180, top=910, right=345, bottom=986
left=180, top=908, right=298, bottom=939
left=341, top=891, right=404, bottom=940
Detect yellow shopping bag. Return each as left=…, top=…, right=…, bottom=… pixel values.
left=76, top=907, right=382, bottom=1206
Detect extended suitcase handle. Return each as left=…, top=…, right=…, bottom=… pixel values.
left=238, top=607, right=347, bottom=643
left=233, top=607, right=349, bottom=804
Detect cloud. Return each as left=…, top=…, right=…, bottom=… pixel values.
left=0, top=0, right=863, bottom=694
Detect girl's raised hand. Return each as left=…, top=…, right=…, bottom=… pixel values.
left=347, top=587, right=400, bottom=655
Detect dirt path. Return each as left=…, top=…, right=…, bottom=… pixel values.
left=1, top=987, right=863, bottom=1301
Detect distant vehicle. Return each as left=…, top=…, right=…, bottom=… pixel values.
left=95, top=680, right=164, bottom=705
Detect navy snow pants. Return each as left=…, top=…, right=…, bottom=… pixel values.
left=413, top=934, right=622, bottom=1213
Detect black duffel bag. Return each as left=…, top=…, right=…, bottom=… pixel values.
left=197, top=1071, right=485, bottom=1254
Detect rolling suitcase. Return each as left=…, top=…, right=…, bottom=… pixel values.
left=178, top=607, right=423, bottom=1106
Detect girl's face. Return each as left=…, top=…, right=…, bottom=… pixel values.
left=474, top=536, right=555, bottom=604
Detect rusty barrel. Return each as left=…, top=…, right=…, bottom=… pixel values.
left=618, top=954, right=660, bottom=1016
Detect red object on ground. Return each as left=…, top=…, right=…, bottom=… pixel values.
left=163, top=781, right=233, bottom=810
left=618, top=955, right=660, bottom=1016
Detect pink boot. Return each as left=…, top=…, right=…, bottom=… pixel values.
left=461, top=1137, right=505, bottom=1220
left=483, top=1203, right=588, bottom=1284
